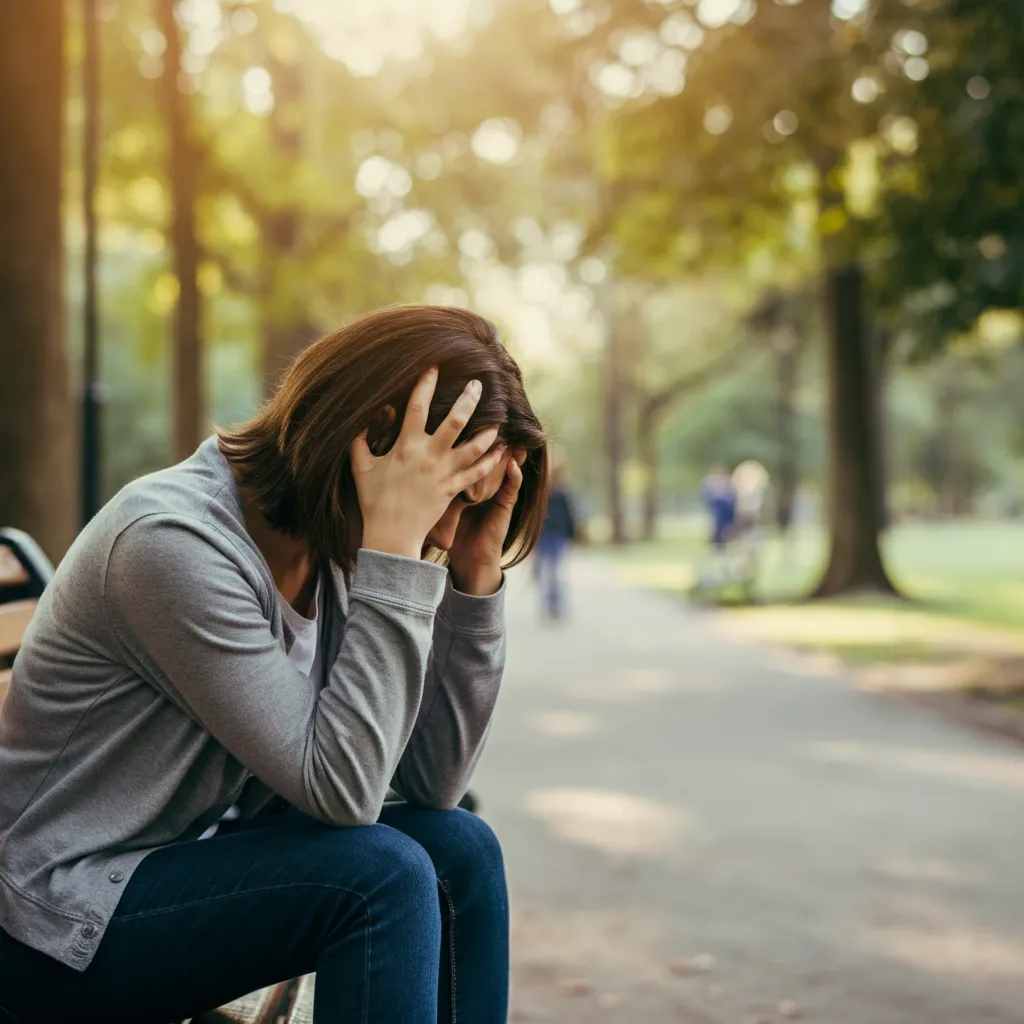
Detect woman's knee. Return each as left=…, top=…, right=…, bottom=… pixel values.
left=428, top=809, right=507, bottom=897
left=375, top=805, right=507, bottom=907
left=361, top=826, right=439, bottom=909
left=299, top=821, right=439, bottom=911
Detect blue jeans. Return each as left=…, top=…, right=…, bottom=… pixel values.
left=535, top=533, right=568, bottom=618
left=0, top=804, right=509, bottom=1023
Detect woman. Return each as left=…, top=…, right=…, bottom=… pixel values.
left=0, top=306, right=548, bottom=1023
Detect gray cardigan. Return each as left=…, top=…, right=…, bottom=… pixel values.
left=0, top=438, right=505, bottom=970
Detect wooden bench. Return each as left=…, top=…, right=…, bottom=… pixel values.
left=0, top=528, right=54, bottom=704
left=0, top=528, right=316, bottom=1023
left=192, top=974, right=315, bottom=1023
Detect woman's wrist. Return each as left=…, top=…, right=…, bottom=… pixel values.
left=361, top=529, right=423, bottom=561
left=449, top=563, right=502, bottom=596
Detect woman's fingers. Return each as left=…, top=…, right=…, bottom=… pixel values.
left=492, top=456, right=523, bottom=512
left=452, top=425, right=501, bottom=471
left=400, top=367, right=439, bottom=440
left=433, top=379, right=483, bottom=449
left=454, top=443, right=506, bottom=493
left=349, top=429, right=373, bottom=472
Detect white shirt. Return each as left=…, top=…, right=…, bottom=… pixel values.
left=198, top=573, right=325, bottom=839
left=278, top=571, right=325, bottom=690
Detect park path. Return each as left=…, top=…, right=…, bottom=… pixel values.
left=474, top=554, right=1024, bottom=1024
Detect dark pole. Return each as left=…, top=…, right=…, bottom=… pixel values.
left=81, top=0, right=102, bottom=523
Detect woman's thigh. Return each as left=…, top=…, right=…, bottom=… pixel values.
left=0, top=814, right=440, bottom=1024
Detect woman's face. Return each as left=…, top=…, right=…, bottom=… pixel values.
left=423, top=448, right=526, bottom=553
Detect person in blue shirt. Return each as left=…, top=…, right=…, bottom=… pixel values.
left=536, top=459, right=578, bottom=620
left=702, top=466, right=736, bottom=550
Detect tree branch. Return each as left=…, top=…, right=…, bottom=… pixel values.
left=638, top=334, right=756, bottom=428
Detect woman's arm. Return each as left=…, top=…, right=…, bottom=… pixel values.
left=106, top=516, right=447, bottom=827
left=387, top=452, right=522, bottom=808
left=390, top=574, right=505, bottom=809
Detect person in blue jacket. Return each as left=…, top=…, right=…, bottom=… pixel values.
left=702, top=466, right=737, bottom=550
left=535, top=459, right=578, bottom=620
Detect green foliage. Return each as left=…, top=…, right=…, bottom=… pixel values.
left=63, top=0, right=1024, bottom=523
left=656, top=345, right=824, bottom=496
left=887, top=345, right=1024, bottom=517
left=878, top=2, right=1024, bottom=346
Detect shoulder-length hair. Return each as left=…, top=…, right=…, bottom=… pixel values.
left=218, top=305, right=549, bottom=572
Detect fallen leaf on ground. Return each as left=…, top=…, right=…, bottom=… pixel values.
left=562, top=978, right=593, bottom=997
left=668, top=953, right=717, bottom=976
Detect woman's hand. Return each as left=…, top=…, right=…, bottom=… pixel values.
left=350, top=368, right=505, bottom=560
left=447, top=455, right=524, bottom=596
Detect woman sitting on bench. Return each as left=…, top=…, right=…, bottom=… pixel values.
left=0, top=306, right=548, bottom=1024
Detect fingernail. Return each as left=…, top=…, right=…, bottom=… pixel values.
left=468, top=379, right=481, bottom=395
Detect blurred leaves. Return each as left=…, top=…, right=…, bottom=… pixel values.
left=67, top=0, right=1024, bottom=514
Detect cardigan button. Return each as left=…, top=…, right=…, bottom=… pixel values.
left=81, top=923, right=97, bottom=939
left=109, top=869, right=125, bottom=883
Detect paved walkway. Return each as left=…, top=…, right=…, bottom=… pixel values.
left=476, top=555, right=1024, bottom=1023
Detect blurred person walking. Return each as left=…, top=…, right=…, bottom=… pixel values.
left=701, top=466, right=737, bottom=551
left=732, top=460, right=769, bottom=542
left=731, top=459, right=770, bottom=577
left=535, top=458, right=578, bottom=621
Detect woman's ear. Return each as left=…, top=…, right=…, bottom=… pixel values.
left=366, top=405, right=399, bottom=456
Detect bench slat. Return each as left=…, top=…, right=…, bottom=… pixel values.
left=0, top=546, right=29, bottom=587
left=283, top=975, right=314, bottom=1023
left=192, top=980, right=294, bottom=1024
left=0, top=600, right=35, bottom=658
left=191, top=975, right=314, bottom=1024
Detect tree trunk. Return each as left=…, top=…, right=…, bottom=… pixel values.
left=259, top=53, right=311, bottom=393
left=638, top=407, right=658, bottom=542
left=873, top=327, right=891, bottom=531
left=604, top=321, right=627, bottom=545
left=81, top=0, right=103, bottom=524
left=261, top=318, right=316, bottom=395
left=0, top=0, right=74, bottom=563
left=775, top=339, right=798, bottom=534
left=159, top=0, right=204, bottom=461
left=812, top=264, right=898, bottom=598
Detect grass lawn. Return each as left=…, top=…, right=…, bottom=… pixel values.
left=598, top=519, right=1024, bottom=667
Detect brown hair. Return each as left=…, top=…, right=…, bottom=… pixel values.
left=218, top=305, right=549, bottom=572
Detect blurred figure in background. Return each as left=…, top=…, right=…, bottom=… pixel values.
left=731, top=460, right=770, bottom=578
left=535, top=458, right=578, bottom=621
left=701, top=466, right=737, bottom=551
left=732, top=460, right=770, bottom=537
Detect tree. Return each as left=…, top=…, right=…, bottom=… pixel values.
left=158, top=0, right=203, bottom=460
left=815, top=264, right=893, bottom=594
left=878, top=2, right=1024, bottom=346
left=747, top=287, right=817, bottom=533
left=198, top=3, right=466, bottom=393
left=624, top=281, right=754, bottom=540
left=593, top=0, right=914, bottom=595
left=0, top=0, right=74, bottom=562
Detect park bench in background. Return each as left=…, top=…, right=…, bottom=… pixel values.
left=0, top=528, right=54, bottom=703
left=0, top=528, right=317, bottom=1022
